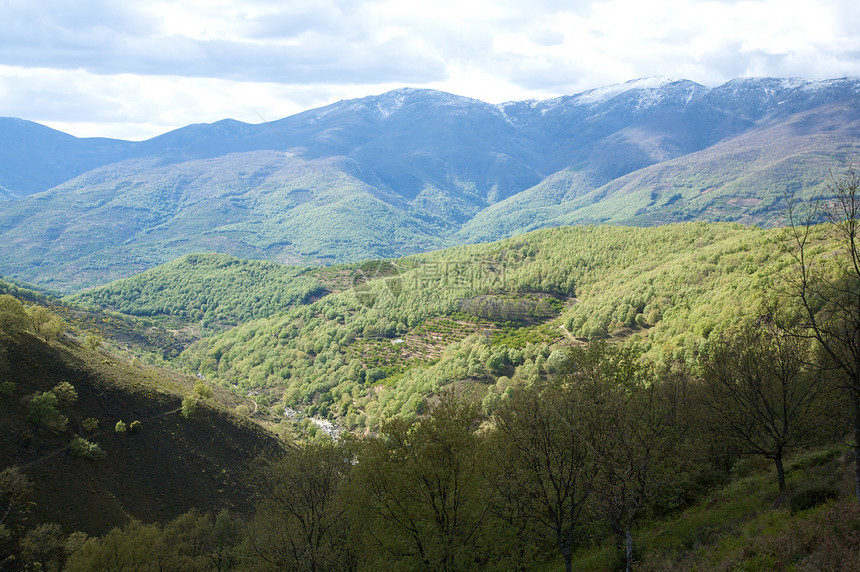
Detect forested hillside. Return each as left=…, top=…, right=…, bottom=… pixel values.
left=3, top=210, right=860, bottom=569
left=172, top=222, right=787, bottom=432
left=67, top=253, right=330, bottom=331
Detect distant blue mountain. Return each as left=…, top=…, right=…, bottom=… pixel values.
left=1, top=77, right=859, bottom=290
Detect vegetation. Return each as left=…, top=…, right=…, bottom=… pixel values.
left=67, top=253, right=329, bottom=331
left=3, top=170, right=860, bottom=570
left=0, top=312, right=286, bottom=569
left=701, top=324, right=839, bottom=490
left=177, top=222, right=796, bottom=434
left=771, top=166, right=860, bottom=502
left=69, top=436, right=106, bottom=460
left=49, top=342, right=853, bottom=572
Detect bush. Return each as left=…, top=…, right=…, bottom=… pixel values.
left=129, top=420, right=141, bottom=433
left=789, top=480, right=839, bottom=513
left=52, top=382, right=77, bottom=405
left=193, top=381, right=213, bottom=399
left=115, top=420, right=127, bottom=434
left=84, top=334, right=103, bottom=350
left=181, top=396, right=198, bottom=419
left=69, top=436, right=106, bottom=460
left=26, top=391, right=67, bottom=431
left=81, top=418, right=99, bottom=432
left=0, top=381, right=15, bottom=396
left=730, top=456, right=772, bottom=479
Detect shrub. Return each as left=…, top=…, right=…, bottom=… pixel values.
left=52, top=382, right=77, bottom=405
left=181, top=396, right=197, bottom=419
left=0, top=381, right=15, bottom=396
left=81, top=418, right=99, bottom=432
left=115, top=420, right=127, bottom=434
left=84, top=334, right=102, bottom=350
left=26, top=391, right=67, bottom=431
left=193, top=381, right=213, bottom=399
left=129, top=420, right=141, bottom=433
left=786, top=447, right=844, bottom=472
left=69, top=436, right=106, bottom=460
left=789, top=480, right=839, bottom=513
left=730, top=456, right=772, bottom=479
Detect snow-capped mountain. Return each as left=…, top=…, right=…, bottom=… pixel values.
left=1, top=76, right=859, bottom=290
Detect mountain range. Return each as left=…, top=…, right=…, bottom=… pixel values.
left=1, top=76, right=859, bottom=291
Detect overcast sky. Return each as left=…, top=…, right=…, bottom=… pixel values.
left=2, top=0, right=859, bottom=140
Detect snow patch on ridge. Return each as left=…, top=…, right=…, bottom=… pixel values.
left=574, top=76, right=681, bottom=106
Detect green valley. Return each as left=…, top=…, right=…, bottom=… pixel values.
left=2, top=189, right=860, bottom=570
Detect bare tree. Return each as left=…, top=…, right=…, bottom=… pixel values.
left=771, top=166, right=860, bottom=501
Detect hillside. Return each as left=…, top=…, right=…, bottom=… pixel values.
left=1, top=77, right=859, bottom=290
left=0, top=321, right=287, bottom=543
left=66, top=253, right=329, bottom=331
left=2, top=218, right=859, bottom=570
left=459, top=99, right=860, bottom=240
left=167, top=222, right=790, bottom=432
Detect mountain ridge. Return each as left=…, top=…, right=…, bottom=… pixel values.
left=1, top=76, right=860, bottom=291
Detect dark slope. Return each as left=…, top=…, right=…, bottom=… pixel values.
left=0, top=331, right=285, bottom=537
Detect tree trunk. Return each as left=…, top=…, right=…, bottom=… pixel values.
left=853, top=389, right=860, bottom=503
left=624, top=525, right=633, bottom=572
left=774, top=455, right=786, bottom=492
left=561, top=541, right=572, bottom=572
left=625, top=526, right=634, bottom=572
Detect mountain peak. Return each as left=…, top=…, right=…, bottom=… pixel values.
left=308, top=87, right=493, bottom=122
left=571, top=76, right=691, bottom=105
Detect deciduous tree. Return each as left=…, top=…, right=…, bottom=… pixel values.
left=490, top=375, right=600, bottom=572
left=245, top=441, right=357, bottom=572
left=702, top=322, right=838, bottom=491
left=354, top=394, right=489, bottom=571
left=772, top=166, right=860, bottom=501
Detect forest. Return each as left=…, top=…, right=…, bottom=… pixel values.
left=1, top=171, right=860, bottom=570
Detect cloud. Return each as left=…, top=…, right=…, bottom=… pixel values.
left=0, top=0, right=448, bottom=84
left=1, top=0, right=858, bottom=139
left=0, top=65, right=414, bottom=140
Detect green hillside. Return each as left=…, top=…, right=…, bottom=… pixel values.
left=3, top=216, right=859, bottom=570
left=458, top=101, right=860, bottom=242
left=176, top=222, right=792, bottom=432
left=66, top=253, right=329, bottom=331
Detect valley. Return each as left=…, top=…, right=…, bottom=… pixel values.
left=1, top=77, right=860, bottom=570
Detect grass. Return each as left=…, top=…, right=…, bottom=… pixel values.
left=550, top=446, right=860, bottom=571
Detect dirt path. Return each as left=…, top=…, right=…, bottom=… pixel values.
left=559, top=323, right=576, bottom=342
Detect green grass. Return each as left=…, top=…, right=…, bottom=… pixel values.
left=547, top=445, right=858, bottom=571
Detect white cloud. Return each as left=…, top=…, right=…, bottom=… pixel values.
left=0, top=0, right=858, bottom=139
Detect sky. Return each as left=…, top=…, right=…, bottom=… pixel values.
left=2, top=0, right=859, bottom=141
